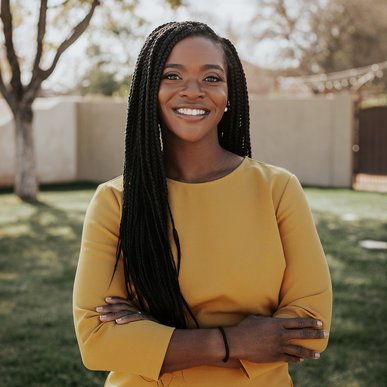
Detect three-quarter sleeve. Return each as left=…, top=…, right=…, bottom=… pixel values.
left=73, top=183, right=175, bottom=381
left=240, top=173, right=332, bottom=380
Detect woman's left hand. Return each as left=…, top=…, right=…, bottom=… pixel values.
left=96, top=296, right=158, bottom=324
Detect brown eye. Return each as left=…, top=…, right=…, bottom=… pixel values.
left=162, top=73, right=181, bottom=80
left=204, top=75, right=222, bottom=83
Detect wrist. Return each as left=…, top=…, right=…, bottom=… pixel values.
left=224, top=326, right=243, bottom=360
left=217, top=327, right=230, bottom=362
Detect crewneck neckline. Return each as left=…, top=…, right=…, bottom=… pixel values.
left=166, top=156, right=249, bottom=186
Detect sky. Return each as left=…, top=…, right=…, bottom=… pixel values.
left=38, top=0, right=277, bottom=90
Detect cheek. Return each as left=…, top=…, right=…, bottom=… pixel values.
left=215, top=87, right=228, bottom=108
left=158, top=88, right=166, bottom=107
left=158, top=84, right=176, bottom=113
left=158, top=89, right=168, bottom=116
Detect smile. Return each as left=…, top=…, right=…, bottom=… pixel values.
left=174, top=108, right=209, bottom=116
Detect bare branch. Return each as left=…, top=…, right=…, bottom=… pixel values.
left=0, top=0, right=22, bottom=96
left=48, top=0, right=70, bottom=9
left=31, top=0, right=48, bottom=79
left=39, top=0, right=100, bottom=81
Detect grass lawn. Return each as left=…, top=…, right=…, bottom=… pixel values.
left=0, top=184, right=386, bottom=386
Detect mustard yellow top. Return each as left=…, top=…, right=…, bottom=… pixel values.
left=73, top=157, right=332, bottom=387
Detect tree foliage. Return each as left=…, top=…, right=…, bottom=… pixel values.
left=75, top=0, right=185, bottom=96
left=78, top=45, right=132, bottom=97
left=250, top=0, right=387, bottom=74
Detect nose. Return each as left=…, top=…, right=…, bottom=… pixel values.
left=179, top=78, right=205, bottom=98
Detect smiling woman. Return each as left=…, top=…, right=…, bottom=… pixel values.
left=73, top=21, right=332, bottom=387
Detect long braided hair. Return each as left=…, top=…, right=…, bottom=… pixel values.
left=115, top=21, right=251, bottom=329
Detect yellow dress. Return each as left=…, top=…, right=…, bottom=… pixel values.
left=73, top=157, right=332, bottom=386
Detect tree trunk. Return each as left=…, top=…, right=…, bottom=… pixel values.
left=14, top=103, right=39, bottom=201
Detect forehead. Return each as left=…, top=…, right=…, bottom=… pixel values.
left=165, top=36, right=225, bottom=67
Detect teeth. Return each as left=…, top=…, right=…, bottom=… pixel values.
left=176, top=108, right=207, bottom=116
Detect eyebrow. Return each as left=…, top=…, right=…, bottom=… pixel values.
left=164, top=63, right=225, bottom=72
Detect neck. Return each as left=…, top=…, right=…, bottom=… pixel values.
left=163, top=134, right=235, bottom=183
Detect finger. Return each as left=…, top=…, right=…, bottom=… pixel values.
left=116, top=312, right=159, bottom=324
left=280, top=354, right=305, bottom=364
left=283, top=344, right=321, bottom=360
left=282, top=318, right=323, bottom=329
left=285, top=328, right=329, bottom=340
left=99, top=310, right=134, bottom=322
left=96, top=303, right=139, bottom=314
left=105, top=296, right=135, bottom=306
left=115, top=312, right=147, bottom=324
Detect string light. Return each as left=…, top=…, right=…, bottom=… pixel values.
left=279, top=60, right=387, bottom=93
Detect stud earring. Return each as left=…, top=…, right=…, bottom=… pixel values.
left=224, top=101, right=230, bottom=112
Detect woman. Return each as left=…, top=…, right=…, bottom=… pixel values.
left=73, top=21, right=332, bottom=386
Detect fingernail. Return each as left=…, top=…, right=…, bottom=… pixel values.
left=99, top=314, right=108, bottom=320
left=116, top=318, right=123, bottom=323
left=105, top=297, right=113, bottom=301
left=316, top=320, right=323, bottom=327
left=314, top=352, right=320, bottom=359
left=96, top=307, right=103, bottom=312
left=299, top=358, right=304, bottom=362
left=323, top=330, right=329, bottom=338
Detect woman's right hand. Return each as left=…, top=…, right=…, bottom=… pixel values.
left=96, top=296, right=158, bottom=324
left=226, top=315, right=328, bottom=364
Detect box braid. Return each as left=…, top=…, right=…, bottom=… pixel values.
left=114, top=21, right=251, bottom=329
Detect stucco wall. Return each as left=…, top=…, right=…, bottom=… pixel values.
left=0, top=93, right=353, bottom=188
left=0, top=98, right=77, bottom=186
left=76, top=99, right=125, bottom=182
left=34, top=98, right=78, bottom=183
left=250, top=92, right=353, bottom=187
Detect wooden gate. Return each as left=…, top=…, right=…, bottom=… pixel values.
left=355, top=106, right=387, bottom=175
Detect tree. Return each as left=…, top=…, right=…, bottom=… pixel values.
left=307, top=0, right=387, bottom=73
left=249, top=0, right=387, bottom=74
left=0, top=0, right=183, bottom=201
left=0, top=0, right=100, bottom=200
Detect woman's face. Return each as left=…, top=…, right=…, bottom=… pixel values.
left=158, top=36, right=228, bottom=144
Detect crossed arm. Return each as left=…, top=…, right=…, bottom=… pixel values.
left=96, top=296, right=328, bottom=375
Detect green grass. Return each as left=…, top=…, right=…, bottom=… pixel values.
left=289, top=188, right=387, bottom=386
left=0, top=185, right=107, bottom=386
left=1, top=185, right=386, bottom=386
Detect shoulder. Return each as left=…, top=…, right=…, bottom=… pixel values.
left=244, top=157, right=294, bottom=187
left=87, top=175, right=123, bottom=216
left=243, top=157, right=303, bottom=208
left=98, top=175, right=123, bottom=193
